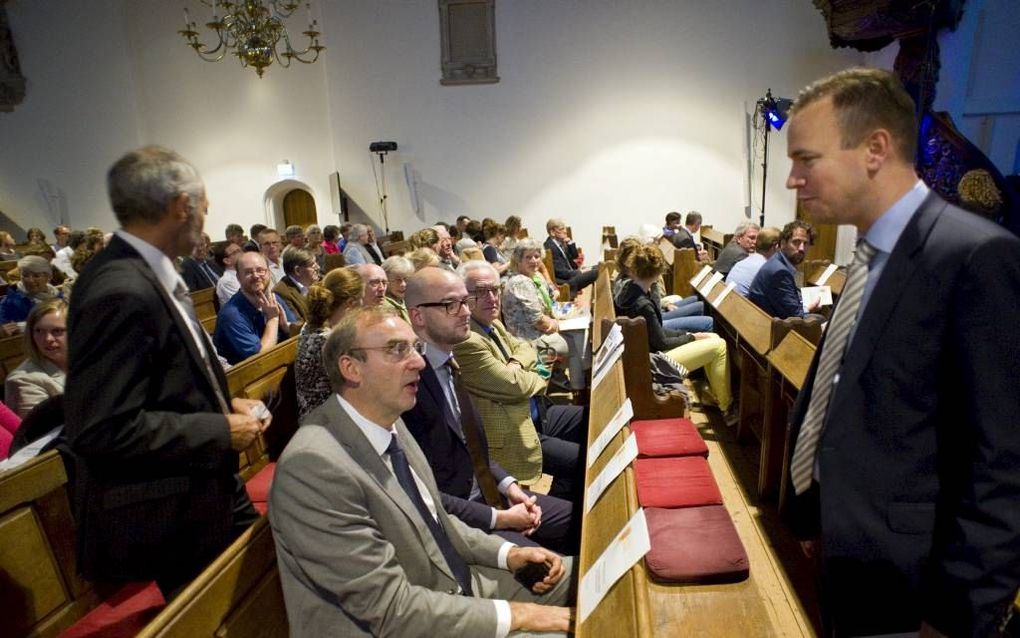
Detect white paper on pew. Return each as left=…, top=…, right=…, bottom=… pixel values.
left=587, top=399, right=634, bottom=468
left=585, top=434, right=639, bottom=513
left=698, top=271, right=724, bottom=297
left=0, top=426, right=62, bottom=473
left=801, top=285, right=833, bottom=310
left=578, top=507, right=651, bottom=623
left=591, top=340, right=624, bottom=390
left=689, top=265, right=712, bottom=287
left=711, top=282, right=736, bottom=308
left=593, top=323, right=623, bottom=367
left=558, top=314, right=592, bottom=331
left=815, top=263, right=838, bottom=286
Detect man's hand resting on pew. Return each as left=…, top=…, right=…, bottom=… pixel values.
left=227, top=397, right=273, bottom=451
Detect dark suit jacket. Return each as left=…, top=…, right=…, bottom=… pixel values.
left=272, top=275, right=309, bottom=324
left=713, top=241, right=748, bottom=275
left=746, top=251, right=804, bottom=319
left=401, top=360, right=510, bottom=531
left=543, top=236, right=579, bottom=284
left=670, top=226, right=699, bottom=251
left=65, top=235, right=243, bottom=583
left=180, top=255, right=219, bottom=291
left=788, top=194, right=1020, bottom=637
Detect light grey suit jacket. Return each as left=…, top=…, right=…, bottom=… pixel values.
left=269, top=396, right=509, bottom=637
left=5, top=358, right=65, bottom=418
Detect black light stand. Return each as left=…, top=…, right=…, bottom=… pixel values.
left=369, top=141, right=398, bottom=234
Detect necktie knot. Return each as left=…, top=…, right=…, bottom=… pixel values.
left=854, top=239, right=877, bottom=265
left=445, top=355, right=460, bottom=374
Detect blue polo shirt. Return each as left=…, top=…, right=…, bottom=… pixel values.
left=213, top=290, right=296, bottom=364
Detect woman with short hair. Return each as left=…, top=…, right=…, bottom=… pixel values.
left=5, top=299, right=68, bottom=418
left=0, top=256, right=60, bottom=335
left=381, top=255, right=413, bottom=323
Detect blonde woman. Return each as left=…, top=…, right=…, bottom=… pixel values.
left=295, top=268, right=364, bottom=418
left=6, top=299, right=68, bottom=418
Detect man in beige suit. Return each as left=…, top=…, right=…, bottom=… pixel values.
left=453, top=261, right=586, bottom=503
left=269, top=306, right=575, bottom=637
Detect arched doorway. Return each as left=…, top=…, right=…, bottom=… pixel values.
left=283, top=189, right=317, bottom=228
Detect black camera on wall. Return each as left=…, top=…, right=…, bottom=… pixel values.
left=369, top=141, right=398, bottom=153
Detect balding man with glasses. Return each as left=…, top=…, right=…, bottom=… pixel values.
left=270, top=305, right=575, bottom=637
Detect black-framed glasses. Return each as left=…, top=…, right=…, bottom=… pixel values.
left=349, top=339, right=426, bottom=362
left=467, top=286, right=500, bottom=299
left=416, top=297, right=473, bottom=315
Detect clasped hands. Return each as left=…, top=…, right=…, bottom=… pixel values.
left=496, top=482, right=542, bottom=536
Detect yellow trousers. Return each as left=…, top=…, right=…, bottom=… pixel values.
left=665, top=334, right=732, bottom=411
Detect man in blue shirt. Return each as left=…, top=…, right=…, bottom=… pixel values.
left=214, top=251, right=295, bottom=364
left=726, top=226, right=780, bottom=296
left=746, top=220, right=820, bottom=319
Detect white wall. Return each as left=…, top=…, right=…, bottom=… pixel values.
left=323, top=0, right=861, bottom=257
left=2, top=0, right=862, bottom=253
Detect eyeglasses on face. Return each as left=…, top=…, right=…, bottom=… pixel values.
left=416, top=297, right=473, bottom=315
left=467, top=286, right=499, bottom=299
left=349, top=339, right=426, bottom=362
left=241, top=267, right=269, bottom=277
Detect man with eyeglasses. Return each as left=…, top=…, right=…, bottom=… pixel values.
left=270, top=306, right=575, bottom=637
left=214, top=251, right=295, bottom=364
left=257, top=228, right=285, bottom=285
left=273, top=246, right=321, bottom=332
left=454, top=261, right=586, bottom=505
left=401, top=266, right=577, bottom=555
left=353, top=263, right=388, bottom=307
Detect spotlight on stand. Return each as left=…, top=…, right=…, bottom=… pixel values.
left=755, top=88, right=792, bottom=226
left=369, top=141, right=399, bottom=233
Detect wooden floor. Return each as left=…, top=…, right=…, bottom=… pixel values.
left=688, top=394, right=822, bottom=637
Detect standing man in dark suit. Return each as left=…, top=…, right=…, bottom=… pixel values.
left=785, top=68, right=1020, bottom=637
left=543, top=218, right=598, bottom=295
left=401, top=266, right=576, bottom=554
left=65, top=146, right=270, bottom=596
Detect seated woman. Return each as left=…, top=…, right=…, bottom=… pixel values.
left=305, top=224, right=327, bottom=270
left=502, top=238, right=588, bottom=392
left=615, top=244, right=736, bottom=425
left=296, top=267, right=364, bottom=419
left=613, top=236, right=713, bottom=333
left=381, top=255, right=413, bottom=323
left=0, top=256, right=62, bottom=336
left=482, top=222, right=510, bottom=275
left=5, top=299, right=67, bottom=418
left=0, top=231, right=19, bottom=261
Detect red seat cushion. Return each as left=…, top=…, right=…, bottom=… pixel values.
left=245, top=462, right=276, bottom=515
left=59, top=581, right=165, bottom=638
left=644, top=506, right=749, bottom=583
left=0, top=424, right=12, bottom=459
left=630, top=418, right=708, bottom=458
left=634, top=457, right=722, bottom=509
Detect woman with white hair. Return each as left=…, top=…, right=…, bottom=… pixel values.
left=502, top=238, right=587, bottom=392
left=381, top=255, right=413, bottom=323
left=0, top=256, right=61, bottom=335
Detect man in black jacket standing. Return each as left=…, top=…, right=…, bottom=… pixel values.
left=66, top=146, right=270, bottom=596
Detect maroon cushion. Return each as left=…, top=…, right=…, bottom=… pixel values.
left=633, top=457, right=722, bottom=508
left=59, top=581, right=165, bottom=638
left=245, top=462, right=276, bottom=515
left=630, top=418, right=708, bottom=458
left=644, top=506, right=749, bottom=583
left=0, top=424, right=12, bottom=459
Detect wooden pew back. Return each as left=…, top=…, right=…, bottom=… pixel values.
left=0, top=332, right=27, bottom=391
left=1, top=451, right=98, bottom=637
left=668, top=247, right=700, bottom=297
left=383, top=240, right=410, bottom=257
left=322, top=253, right=346, bottom=273
left=226, top=336, right=300, bottom=477
left=135, top=517, right=286, bottom=638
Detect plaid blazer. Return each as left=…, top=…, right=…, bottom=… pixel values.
left=451, top=319, right=546, bottom=484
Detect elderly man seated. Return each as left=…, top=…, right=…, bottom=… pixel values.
left=0, top=256, right=62, bottom=335
left=269, top=306, right=575, bottom=637
left=455, top=261, right=586, bottom=503
left=214, top=251, right=295, bottom=364
left=542, top=218, right=598, bottom=295
left=713, top=221, right=760, bottom=275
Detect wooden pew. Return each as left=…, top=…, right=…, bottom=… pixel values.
left=577, top=319, right=811, bottom=636
left=661, top=243, right=700, bottom=297
left=699, top=225, right=730, bottom=260
left=1, top=451, right=99, bottom=637
left=190, top=287, right=218, bottom=321
left=805, top=262, right=846, bottom=297
left=0, top=332, right=27, bottom=392
left=542, top=249, right=571, bottom=301
left=383, top=239, right=410, bottom=257
left=225, top=336, right=300, bottom=479
left=135, top=516, right=286, bottom=638
left=322, top=252, right=346, bottom=273
left=766, top=330, right=816, bottom=511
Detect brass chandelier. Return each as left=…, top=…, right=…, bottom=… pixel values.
left=178, top=1, right=325, bottom=78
